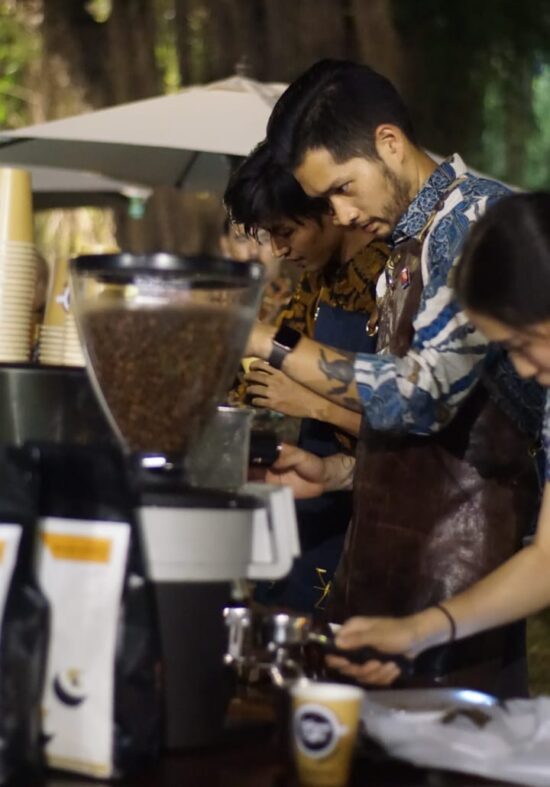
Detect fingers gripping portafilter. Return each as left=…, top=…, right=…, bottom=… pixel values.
left=69, top=253, right=300, bottom=747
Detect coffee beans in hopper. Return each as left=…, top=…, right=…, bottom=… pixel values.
left=82, top=304, right=249, bottom=456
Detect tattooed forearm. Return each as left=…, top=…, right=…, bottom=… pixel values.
left=341, top=396, right=363, bottom=414
left=318, top=348, right=356, bottom=396
left=323, top=453, right=356, bottom=492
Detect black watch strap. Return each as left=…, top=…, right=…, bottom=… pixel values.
left=268, top=325, right=302, bottom=369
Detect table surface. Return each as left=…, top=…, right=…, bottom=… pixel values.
left=41, top=690, right=517, bottom=787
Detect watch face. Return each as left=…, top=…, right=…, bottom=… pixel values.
left=274, top=325, right=301, bottom=350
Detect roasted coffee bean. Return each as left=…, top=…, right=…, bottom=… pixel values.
left=83, top=304, right=249, bottom=456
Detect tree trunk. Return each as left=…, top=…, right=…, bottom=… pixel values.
left=105, top=0, right=163, bottom=103
left=37, top=0, right=110, bottom=118
left=348, top=0, right=404, bottom=86
left=175, top=0, right=256, bottom=84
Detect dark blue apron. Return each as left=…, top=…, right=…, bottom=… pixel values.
left=254, top=302, right=376, bottom=615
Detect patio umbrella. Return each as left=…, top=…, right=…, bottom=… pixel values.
left=0, top=75, right=287, bottom=190
left=26, top=164, right=151, bottom=210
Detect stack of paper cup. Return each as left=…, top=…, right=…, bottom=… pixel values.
left=39, top=255, right=85, bottom=367
left=0, top=168, right=37, bottom=363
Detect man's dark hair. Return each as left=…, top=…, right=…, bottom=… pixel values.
left=455, top=192, right=550, bottom=328
left=223, top=140, right=328, bottom=237
left=266, top=59, right=417, bottom=170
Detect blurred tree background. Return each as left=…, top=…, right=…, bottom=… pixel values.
left=2, top=0, right=550, bottom=253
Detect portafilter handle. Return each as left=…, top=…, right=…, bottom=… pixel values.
left=223, top=606, right=252, bottom=665
left=307, top=631, right=414, bottom=677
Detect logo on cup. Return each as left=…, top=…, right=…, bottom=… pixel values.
left=294, top=703, right=346, bottom=759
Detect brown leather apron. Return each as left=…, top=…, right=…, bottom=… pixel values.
left=327, top=190, right=539, bottom=697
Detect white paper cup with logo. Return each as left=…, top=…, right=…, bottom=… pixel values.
left=290, top=680, right=364, bottom=787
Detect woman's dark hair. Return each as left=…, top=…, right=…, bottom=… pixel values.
left=223, top=140, right=328, bottom=237
left=455, top=192, right=550, bottom=328
left=266, top=58, right=417, bottom=170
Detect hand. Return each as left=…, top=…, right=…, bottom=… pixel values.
left=326, top=615, right=417, bottom=686
left=264, top=443, right=327, bottom=499
left=245, top=322, right=275, bottom=359
left=245, top=361, right=325, bottom=418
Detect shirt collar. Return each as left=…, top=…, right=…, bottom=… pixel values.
left=391, top=153, right=468, bottom=245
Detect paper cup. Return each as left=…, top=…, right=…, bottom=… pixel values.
left=0, top=333, right=31, bottom=346
left=0, top=327, right=31, bottom=360
left=0, top=168, right=34, bottom=244
left=63, top=354, right=85, bottom=368
left=0, top=296, right=35, bottom=308
left=0, top=262, right=36, bottom=274
left=39, top=352, right=64, bottom=366
left=43, top=256, right=71, bottom=329
left=0, top=273, right=37, bottom=287
left=241, top=356, right=261, bottom=374
left=0, top=250, right=36, bottom=259
left=0, top=243, right=36, bottom=257
left=0, top=253, right=35, bottom=360
left=0, top=350, right=30, bottom=363
left=0, top=243, right=37, bottom=337
left=0, top=239, right=35, bottom=248
left=38, top=310, right=84, bottom=367
left=290, top=680, right=364, bottom=787
left=38, top=323, right=64, bottom=364
left=63, top=316, right=85, bottom=366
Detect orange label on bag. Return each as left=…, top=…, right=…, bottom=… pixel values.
left=0, top=541, right=5, bottom=563
left=41, top=533, right=111, bottom=563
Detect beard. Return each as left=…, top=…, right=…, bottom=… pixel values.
left=375, top=164, right=412, bottom=238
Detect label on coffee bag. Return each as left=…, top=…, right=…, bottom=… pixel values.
left=0, top=524, right=22, bottom=636
left=37, top=518, right=130, bottom=778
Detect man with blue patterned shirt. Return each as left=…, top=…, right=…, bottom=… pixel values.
left=246, top=60, right=542, bottom=695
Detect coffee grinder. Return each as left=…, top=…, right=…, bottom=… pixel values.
left=69, top=253, right=299, bottom=748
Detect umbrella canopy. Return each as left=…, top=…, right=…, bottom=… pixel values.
left=0, top=76, right=287, bottom=189
left=25, top=164, right=150, bottom=210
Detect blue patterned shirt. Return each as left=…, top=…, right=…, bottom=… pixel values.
left=354, top=154, right=511, bottom=434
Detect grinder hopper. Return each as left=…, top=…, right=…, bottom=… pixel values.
left=69, top=252, right=264, bottom=467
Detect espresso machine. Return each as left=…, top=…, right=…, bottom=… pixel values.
left=68, top=252, right=300, bottom=749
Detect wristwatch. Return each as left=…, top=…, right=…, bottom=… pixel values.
left=268, top=325, right=302, bottom=369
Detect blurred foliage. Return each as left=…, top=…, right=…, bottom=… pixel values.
left=185, top=4, right=210, bottom=85
left=525, top=66, right=550, bottom=190
left=0, top=0, right=40, bottom=127
left=84, top=0, right=112, bottom=23
left=393, top=0, right=550, bottom=188
left=155, top=0, right=181, bottom=92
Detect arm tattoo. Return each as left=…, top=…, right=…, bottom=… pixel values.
left=318, top=348, right=355, bottom=396
left=325, top=453, right=356, bottom=491
left=342, top=396, right=363, bottom=414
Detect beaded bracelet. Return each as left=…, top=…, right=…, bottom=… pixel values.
left=434, top=602, right=456, bottom=643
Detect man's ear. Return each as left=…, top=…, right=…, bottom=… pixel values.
left=374, top=124, right=406, bottom=164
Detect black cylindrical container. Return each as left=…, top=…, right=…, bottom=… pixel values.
left=154, top=582, right=234, bottom=749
